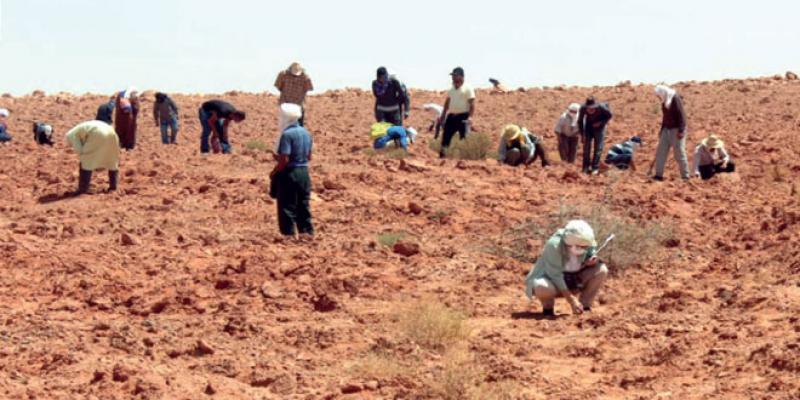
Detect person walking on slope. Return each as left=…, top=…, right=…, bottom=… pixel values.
left=270, top=103, right=314, bottom=237
left=525, top=220, right=609, bottom=317
left=275, top=62, right=314, bottom=126
left=114, top=87, right=141, bottom=150
left=65, top=120, right=121, bottom=194
left=555, top=103, right=581, bottom=163
left=439, top=67, right=476, bottom=158
left=652, top=84, right=689, bottom=181
left=578, top=97, right=612, bottom=174
left=153, top=92, right=180, bottom=144
left=372, top=67, right=410, bottom=126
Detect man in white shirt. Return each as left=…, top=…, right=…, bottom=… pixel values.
left=438, top=67, right=476, bottom=158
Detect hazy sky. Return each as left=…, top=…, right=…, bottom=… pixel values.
left=1, top=0, right=799, bottom=95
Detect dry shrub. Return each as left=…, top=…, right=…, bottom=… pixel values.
left=363, top=146, right=408, bottom=160
left=399, top=301, right=469, bottom=352
left=347, top=351, right=409, bottom=381
left=244, top=139, right=269, bottom=152
left=429, top=132, right=493, bottom=160
left=377, top=231, right=406, bottom=247
left=489, top=202, right=674, bottom=272
left=427, top=348, right=518, bottom=400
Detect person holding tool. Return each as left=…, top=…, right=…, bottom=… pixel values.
left=524, top=220, right=611, bottom=317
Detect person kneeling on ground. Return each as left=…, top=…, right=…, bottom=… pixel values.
left=33, top=122, right=55, bottom=146
left=605, top=136, right=642, bottom=171
left=371, top=122, right=418, bottom=150
left=693, top=134, right=735, bottom=180
left=0, top=109, right=12, bottom=143
left=524, top=220, right=609, bottom=317
left=65, top=120, right=121, bottom=195
left=498, top=124, right=550, bottom=167
left=270, top=103, right=314, bottom=237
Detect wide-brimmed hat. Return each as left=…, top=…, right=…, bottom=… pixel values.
left=563, top=220, right=597, bottom=247
left=702, top=135, right=724, bottom=149
left=502, top=124, right=522, bottom=144
left=450, top=67, right=465, bottom=77
left=289, top=62, right=304, bottom=76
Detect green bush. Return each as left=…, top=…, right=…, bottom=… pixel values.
left=377, top=231, right=407, bottom=247
left=244, top=139, right=269, bottom=152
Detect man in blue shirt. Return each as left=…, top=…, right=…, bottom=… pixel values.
left=270, top=103, right=314, bottom=236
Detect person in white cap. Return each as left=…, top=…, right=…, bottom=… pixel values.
left=65, top=120, right=121, bottom=194
left=274, top=62, right=314, bottom=126
left=0, top=109, right=11, bottom=143
left=524, top=220, right=609, bottom=317
left=652, top=84, right=689, bottom=181
left=113, top=87, right=141, bottom=150
left=33, top=122, right=55, bottom=146
left=555, top=103, right=581, bottom=163
left=693, top=134, right=735, bottom=180
left=270, top=103, right=314, bottom=237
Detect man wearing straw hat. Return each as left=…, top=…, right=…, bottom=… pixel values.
left=652, top=84, right=689, bottom=181
left=275, top=62, right=314, bottom=127
left=693, top=134, right=735, bottom=180
left=524, top=220, right=609, bottom=317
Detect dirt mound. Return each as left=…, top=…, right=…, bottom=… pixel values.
left=0, top=78, right=799, bottom=399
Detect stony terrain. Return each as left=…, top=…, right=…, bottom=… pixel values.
left=0, top=76, right=799, bottom=399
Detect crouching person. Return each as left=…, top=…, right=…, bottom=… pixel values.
left=372, top=122, right=418, bottom=150
left=33, top=122, right=55, bottom=146
left=693, top=134, right=735, bottom=180
left=498, top=124, right=550, bottom=167
left=65, top=121, right=121, bottom=195
left=270, top=104, right=314, bottom=236
left=524, top=220, right=608, bottom=317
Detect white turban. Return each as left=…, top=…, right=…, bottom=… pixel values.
left=123, top=86, right=139, bottom=99
left=0, top=109, right=9, bottom=118
left=563, top=220, right=597, bottom=247
left=655, top=85, right=676, bottom=108
left=278, top=103, right=302, bottom=133
left=565, top=103, right=581, bottom=128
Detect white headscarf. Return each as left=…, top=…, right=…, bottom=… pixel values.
left=563, top=220, right=597, bottom=247
left=563, top=103, right=581, bottom=128
left=278, top=103, right=302, bottom=132
left=123, top=86, right=139, bottom=99
left=655, top=85, right=676, bottom=108
left=0, top=108, right=8, bottom=118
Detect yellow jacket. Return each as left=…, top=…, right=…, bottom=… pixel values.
left=66, top=121, right=120, bottom=171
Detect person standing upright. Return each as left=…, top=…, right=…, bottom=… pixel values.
left=270, top=103, right=314, bottom=237
left=274, top=62, right=314, bottom=126
left=652, top=84, right=689, bottom=181
left=438, top=67, right=476, bottom=158
left=372, top=67, right=410, bottom=126
left=578, top=97, right=612, bottom=174
left=153, top=92, right=180, bottom=144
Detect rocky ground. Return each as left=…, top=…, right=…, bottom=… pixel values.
left=0, top=76, right=799, bottom=399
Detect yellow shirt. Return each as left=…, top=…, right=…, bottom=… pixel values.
left=447, top=84, right=475, bottom=115
left=66, top=121, right=120, bottom=171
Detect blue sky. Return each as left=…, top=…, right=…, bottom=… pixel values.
left=1, top=0, right=798, bottom=95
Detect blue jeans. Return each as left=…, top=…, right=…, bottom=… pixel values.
left=160, top=115, right=179, bottom=144
left=198, top=107, right=231, bottom=154
left=373, top=129, right=408, bottom=150
left=582, top=127, right=606, bottom=172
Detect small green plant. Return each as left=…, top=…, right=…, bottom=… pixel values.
left=429, top=132, right=493, bottom=160
left=244, top=139, right=269, bottom=152
left=399, top=301, right=469, bottom=352
left=377, top=231, right=406, bottom=247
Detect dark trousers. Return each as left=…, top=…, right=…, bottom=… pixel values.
left=276, top=167, right=314, bottom=236
left=582, top=128, right=606, bottom=172
left=78, top=165, right=118, bottom=194
left=558, top=134, right=579, bottom=163
left=298, top=106, right=306, bottom=127
left=375, top=108, right=403, bottom=126
left=699, top=161, right=736, bottom=180
left=532, top=141, right=551, bottom=167
left=440, top=113, right=470, bottom=157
